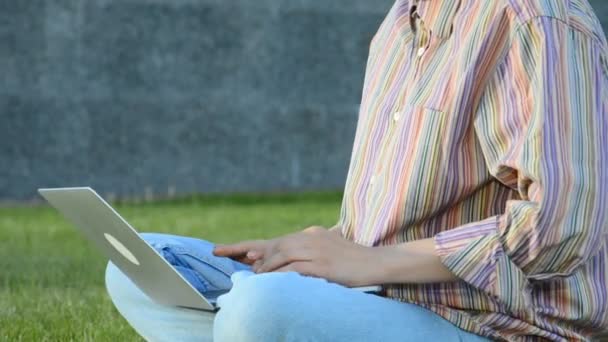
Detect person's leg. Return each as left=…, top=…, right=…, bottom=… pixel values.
left=214, top=271, right=491, bottom=342
left=137, top=233, right=250, bottom=295
left=106, top=233, right=490, bottom=341
left=105, top=233, right=249, bottom=341
left=106, top=262, right=215, bottom=342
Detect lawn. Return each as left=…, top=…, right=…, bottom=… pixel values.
left=0, top=192, right=343, bottom=341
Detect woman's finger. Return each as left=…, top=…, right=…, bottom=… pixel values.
left=213, top=240, right=264, bottom=257
left=256, top=249, right=313, bottom=273
left=234, top=255, right=260, bottom=265
left=252, top=259, right=263, bottom=271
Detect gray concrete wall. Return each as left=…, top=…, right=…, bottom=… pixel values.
left=2, top=0, right=608, bottom=201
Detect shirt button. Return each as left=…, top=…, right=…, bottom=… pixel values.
left=369, top=175, right=376, bottom=186
left=392, top=111, right=402, bottom=122
left=417, top=47, right=426, bottom=57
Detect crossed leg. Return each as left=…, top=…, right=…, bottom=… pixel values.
left=105, top=233, right=490, bottom=342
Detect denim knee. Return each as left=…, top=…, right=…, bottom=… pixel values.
left=139, top=233, right=249, bottom=293
left=213, top=272, right=315, bottom=342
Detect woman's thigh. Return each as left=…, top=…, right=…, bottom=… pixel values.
left=106, top=261, right=216, bottom=342
left=215, top=271, right=491, bottom=342
left=106, top=233, right=489, bottom=342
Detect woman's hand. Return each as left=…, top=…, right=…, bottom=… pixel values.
left=213, top=226, right=378, bottom=287
left=212, top=239, right=271, bottom=265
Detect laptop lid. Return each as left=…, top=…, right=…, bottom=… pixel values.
left=38, top=187, right=216, bottom=311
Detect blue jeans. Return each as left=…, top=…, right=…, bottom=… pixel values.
left=104, top=233, right=491, bottom=342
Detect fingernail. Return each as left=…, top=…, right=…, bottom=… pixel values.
left=247, top=251, right=259, bottom=259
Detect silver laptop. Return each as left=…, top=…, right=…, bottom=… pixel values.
left=39, top=187, right=381, bottom=312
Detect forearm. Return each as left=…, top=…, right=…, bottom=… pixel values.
left=364, top=238, right=459, bottom=285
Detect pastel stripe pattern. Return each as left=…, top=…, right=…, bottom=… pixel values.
left=338, top=0, right=608, bottom=340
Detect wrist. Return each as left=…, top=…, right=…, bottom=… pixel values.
left=361, top=239, right=458, bottom=285
left=363, top=246, right=401, bottom=285
left=353, top=245, right=395, bottom=286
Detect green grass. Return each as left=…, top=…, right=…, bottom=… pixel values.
left=0, top=192, right=343, bottom=341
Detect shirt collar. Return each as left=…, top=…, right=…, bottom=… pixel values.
left=408, top=0, right=461, bottom=39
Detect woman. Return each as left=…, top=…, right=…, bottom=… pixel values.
left=106, top=0, right=608, bottom=340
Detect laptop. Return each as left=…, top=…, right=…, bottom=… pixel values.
left=39, top=187, right=381, bottom=312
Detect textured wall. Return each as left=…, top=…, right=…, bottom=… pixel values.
left=2, top=1, right=608, bottom=201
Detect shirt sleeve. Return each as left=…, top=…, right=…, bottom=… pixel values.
left=433, top=16, right=608, bottom=312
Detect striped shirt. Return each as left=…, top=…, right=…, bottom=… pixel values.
left=338, top=0, right=608, bottom=340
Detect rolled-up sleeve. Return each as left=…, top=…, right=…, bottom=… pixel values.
left=434, top=17, right=608, bottom=311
